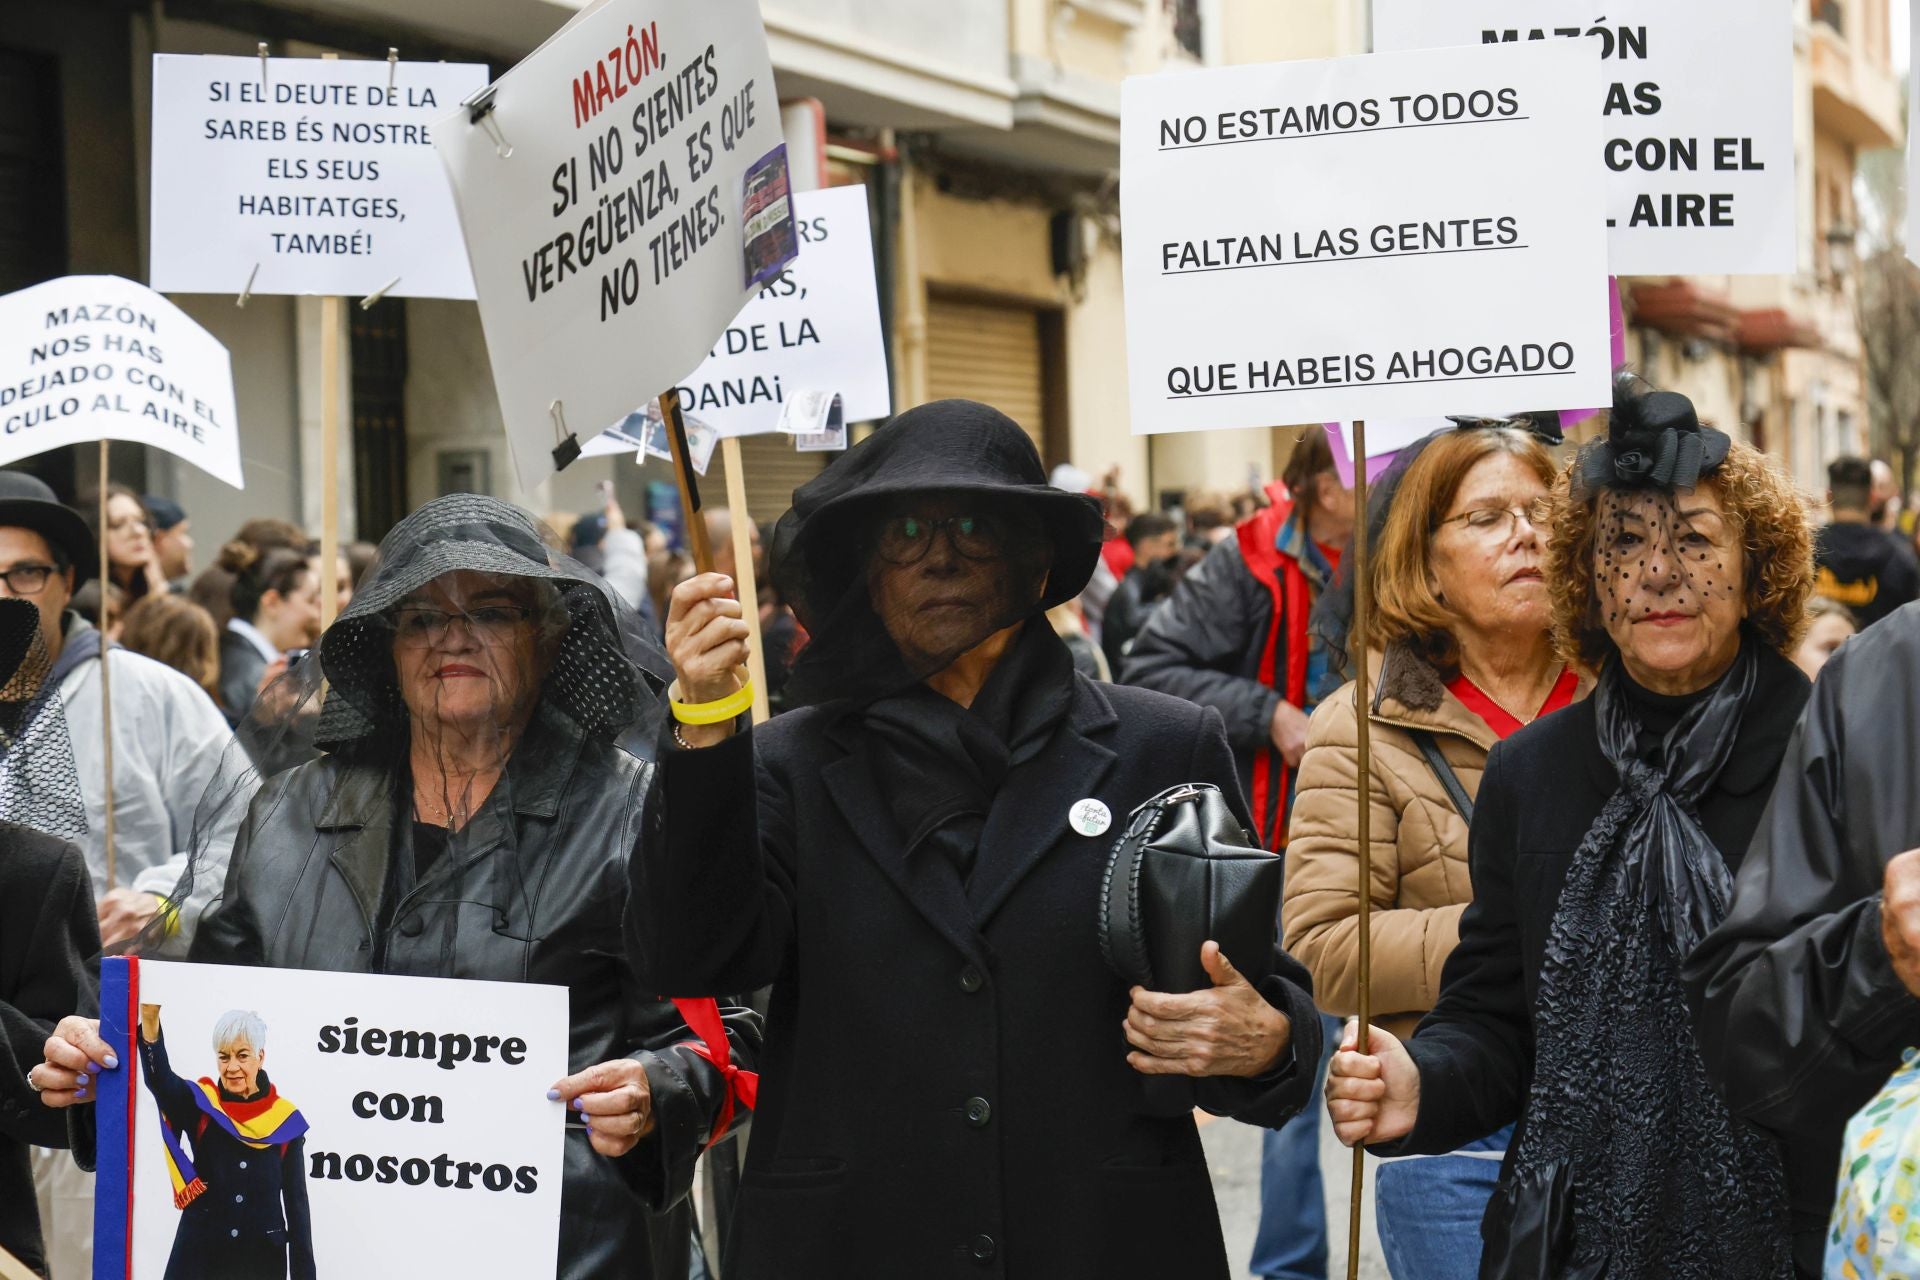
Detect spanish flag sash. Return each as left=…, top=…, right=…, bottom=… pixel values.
left=155, top=1079, right=309, bottom=1209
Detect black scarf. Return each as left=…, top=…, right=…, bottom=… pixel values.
left=858, top=621, right=1074, bottom=882
left=1497, top=643, right=1793, bottom=1279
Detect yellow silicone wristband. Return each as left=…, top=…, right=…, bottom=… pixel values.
left=671, top=680, right=754, bottom=725
left=157, top=897, right=181, bottom=938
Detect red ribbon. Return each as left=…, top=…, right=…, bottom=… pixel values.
left=671, top=996, right=758, bottom=1148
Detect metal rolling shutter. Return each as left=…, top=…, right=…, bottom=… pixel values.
left=703, top=432, right=827, bottom=524
left=925, top=295, right=1047, bottom=452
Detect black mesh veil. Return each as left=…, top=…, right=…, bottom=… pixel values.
left=770, top=400, right=1107, bottom=708
left=0, top=595, right=87, bottom=841
left=147, top=494, right=671, bottom=955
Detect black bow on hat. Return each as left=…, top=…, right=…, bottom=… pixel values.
left=1575, top=377, right=1731, bottom=498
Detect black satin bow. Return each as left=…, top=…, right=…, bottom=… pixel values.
left=1577, top=387, right=1716, bottom=496
left=1578, top=426, right=1708, bottom=493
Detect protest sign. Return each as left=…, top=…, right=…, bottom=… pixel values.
left=1373, top=1, right=1794, bottom=276
left=670, top=185, right=889, bottom=437
left=94, top=957, right=568, bottom=1279
left=782, top=390, right=849, bottom=452
left=1909, top=15, right=1920, bottom=268
left=149, top=55, right=488, bottom=299
left=432, top=0, right=796, bottom=490
left=0, top=276, right=242, bottom=487
left=1121, top=41, right=1610, bottom=435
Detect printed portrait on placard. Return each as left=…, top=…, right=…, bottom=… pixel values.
left=137, top=1004, right=316, bottom=1280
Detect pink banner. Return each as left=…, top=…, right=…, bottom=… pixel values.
left=1324, top=423, right=1402, bottom=489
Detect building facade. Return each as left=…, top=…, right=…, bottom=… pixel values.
left=6, top=0, right=1883, bottom=540
left=6, top=0, right=1374, bottom=539
left=1618, top=0, right=1899, bottom=496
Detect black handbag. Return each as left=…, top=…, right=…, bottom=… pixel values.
left=1096, top=783, right=1284, bottom=993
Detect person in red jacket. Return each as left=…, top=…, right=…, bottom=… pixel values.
left=1124, top=428, right=1355, bottom=850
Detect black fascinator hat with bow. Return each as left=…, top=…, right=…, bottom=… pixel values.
left=1574, top=374, right=1731, bottom=500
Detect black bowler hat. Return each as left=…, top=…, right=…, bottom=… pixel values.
left=0, top=471, right=95, bottom=582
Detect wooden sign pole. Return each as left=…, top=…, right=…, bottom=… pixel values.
left=660, top=395, right=764, bottom=725
left=718, top=436, right=771, bottom=724
left=318, top=51, right=343, bottom=631
left=662, top=393, right=712, bottom=572
left=1345, top=418, right=1373, bottom=1280
left=660, top=394, right=768, bottom=725
left=0, top=1241, right=43, bottom=1280
left=320, top=294, right=342, bottom=629
left=97, top=438, right=117, bottom=890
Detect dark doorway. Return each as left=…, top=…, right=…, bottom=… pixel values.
left=0, top=43, right=75, bottom=498
left=351, top=299, right=409, bottom=541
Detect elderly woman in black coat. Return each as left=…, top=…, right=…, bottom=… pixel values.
left=1326, top=380, right=1818, bottom=1279
left=632, top=400, right=1321, bottom=1278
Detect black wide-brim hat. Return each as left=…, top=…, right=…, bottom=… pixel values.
left=0, top=471, right=96, bottom=584
left=771, top=399, right=1107, bottom=626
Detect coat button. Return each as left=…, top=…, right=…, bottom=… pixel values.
left=229, top=1230, right=239, bottom=1239
left=398, top=914, right=424, bottom=938
left=964, top=1096, right=991, bottom=1127
left=958, top=965, right=985, bottom=993
left=970, top=1234, right=996, bottom=1262
left=238, top=1161, right=247, bottom=1170
left=234, top=1194, right=244, bottom=1204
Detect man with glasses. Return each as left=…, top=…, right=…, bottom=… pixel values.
left=0, top=472, right=230, bottom=950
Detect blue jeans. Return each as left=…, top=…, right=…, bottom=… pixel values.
left=1250, top=1013, right=1341, bottom=1280
left=1373, top=1125, right=1514, bottom=1280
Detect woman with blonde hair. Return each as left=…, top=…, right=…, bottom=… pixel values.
left=1285, top=417, right=1583, bottom=1278
left=1329, top=378, right=1816, bottom=1279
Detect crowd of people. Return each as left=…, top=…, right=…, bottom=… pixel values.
left=1, top=377, right=1920, bottom=1278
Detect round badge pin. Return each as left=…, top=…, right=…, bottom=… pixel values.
left=1069, top=798, right=1112, bottom=838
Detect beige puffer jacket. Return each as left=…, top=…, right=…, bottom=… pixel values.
left=1281, top=643, right=1589, bottom=1040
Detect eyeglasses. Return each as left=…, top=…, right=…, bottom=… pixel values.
left=1436, top=503, right=1549, bottom=542
left=873, top=513, right=1008, bottom=565
left=0, top=563, right=57, bottom=595
left=390, top=604, right=534, bottom=647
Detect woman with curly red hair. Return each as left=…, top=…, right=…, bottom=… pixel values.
left=1327, top=376, right=1817, bottom=1279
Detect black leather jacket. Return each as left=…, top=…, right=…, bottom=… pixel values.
left=1686, top=609, right=1920, bottom=1277
left=187, top=705, right=760, bottom=1280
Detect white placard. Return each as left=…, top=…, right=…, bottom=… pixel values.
left=669, top=185, right=889, bottom=437
left=149, top=55, right=489, bottom=299
left=433, top=0, right=795, bottom=490
left=0, top=276, right=242, bottom=487
left=1121, top=42, right=1610, bottom=435
left=1908, top=13, right=1920, bottom=268
left=783, top=390, right=849, bottom=451
left=104, top=959, right=567, bottom=1278
left=1374, top=2, right=1795, bottom=276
